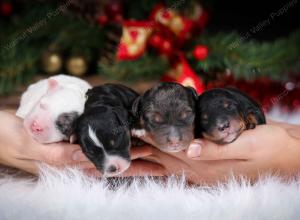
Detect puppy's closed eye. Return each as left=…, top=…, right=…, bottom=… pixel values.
left=201, top=113, right=208, bottom=120
left=110, top=140, right=115, bottom=146
left=200, top=113, right=209, bottom=125
left=223, top=102, right=236, bottom=110
left=180, top=112, right=187, bottom=120
left=146, top=112, right=164, bottom=123
left=154, top=113, right=164, bottom=123
left=179, top=111, right=193, bottom=120
left=223, top=102, right=229, bottom=108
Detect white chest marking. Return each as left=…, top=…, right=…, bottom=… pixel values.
left=88, top=126, right=104, bottom=149
left=131, top=129, right=146, bottom=137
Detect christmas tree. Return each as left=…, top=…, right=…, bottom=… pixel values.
left=0, top=0, right=299, bottom=110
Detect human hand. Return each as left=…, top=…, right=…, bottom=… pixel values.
left=184, top=124, right=300, bottom=183
left=122, top=124, right=300, bottom=185
left=0, top=111, right=94, bottom=175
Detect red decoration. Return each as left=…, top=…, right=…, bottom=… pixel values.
left=193, top=45, right=209, bottom=60
left=96, top=15, right=108, bottom=25
left=149, top=34, right=163, bottom=48
left=161, top=39, right=173, bottom=55
left=150, top=4, right=193, bottom=42
left=0, top=2, right=13, bottom=16
left=188, top=4, right=209, bottom=31
left=161, top=54, right=205, bottom=94
left=207, top=74, right=300, bottom=112
left=114, top=14, right=123, bottom=23
left=115, top=2, right=209, bottom=60
left=197, top=10, right=209, bottom=29
left=105, top=1, right=123, bottom=17
left=111, top=3, right=299, bottom=113
left=117, top=21, right=154, bottom=60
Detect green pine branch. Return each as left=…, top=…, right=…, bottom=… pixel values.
left=98, top=54, right=169, bottom=81
left=192, top=30, right=300, bottom=80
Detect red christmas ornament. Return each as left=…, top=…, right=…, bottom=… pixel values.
left=197, top=10, right=209, bottom=29
left=185, top=3, right=209, bottom=31
left=149, top=34, right=163, bottom=48
left=193, top=45, right=209, bottom=60
left=105, top=1, right=123, bottom=17
left=113, top=14, right=123, bottom=23
left=162, top=10, right=172, bottom=20
left=161, top=39, right=173, bottom=55
left=1, top=2, right=13, bottom=16
left=96, top=15, right=108, bottom=25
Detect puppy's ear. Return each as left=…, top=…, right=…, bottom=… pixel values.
left=85, top=89, right=93, bottom=98
left=131, top=96, right=142, bottom=117
left=56, top=111, right=79, bottom=138
left=185, top=86, right=198, bottom=102
left=112, top=107, right=128, bottom=127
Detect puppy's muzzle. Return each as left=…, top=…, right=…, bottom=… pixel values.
left=103, top=156, right=131, bottom=177
left=205, top=118, right=245, bottom=144
left=217, top=120, right=230, bottom=132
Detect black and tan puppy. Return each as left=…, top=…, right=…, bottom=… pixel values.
left=196, top=87, right=266, bottom=144
left=75, top=84, right=139, bottom=177
left=132, top=82, right=198, bottom=153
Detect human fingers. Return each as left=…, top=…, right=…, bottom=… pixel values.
left=33, top=142, right=89, bottom=165
left=130, top=145, right=155, bottom=160
left=186, top=125, right=274, bottom=160
left=121, top=159, right=166, bottom=177
left=82, top=168, right=102, bottom=177
left=54, top=161, right=96, bottom=170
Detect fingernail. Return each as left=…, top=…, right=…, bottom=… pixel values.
left=72, top=150, right=86, bottom=161
left=187, top=143, right=202, bottom=158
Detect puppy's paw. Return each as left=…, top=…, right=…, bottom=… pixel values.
left=131, top=129, right=146, bottom=138
left=246, top=113, right=258, bottom=129
left=247, top=123, right=256, bottom=129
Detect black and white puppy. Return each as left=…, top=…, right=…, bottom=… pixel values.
left=132, top=82, right=198, bottom=153
left=75, top=84, right=139, bottom=177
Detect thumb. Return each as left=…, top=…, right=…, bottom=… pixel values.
left=189, top=125, right=289, bottom=160
left=186, top=127, right=263, bottom=160
left=36, top=142, right=88, bottom=165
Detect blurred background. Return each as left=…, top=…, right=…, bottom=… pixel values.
left=0, top=0, right=299, bottom=112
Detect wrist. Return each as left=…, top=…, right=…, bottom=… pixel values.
left=283, top=136, right=300, bottom=174
left=0, top=111, right=25, bottom=168
left=0, top=141, right=15, bottom=168
left=287, top=125, right=300, bottom=139
left=269, top=120, right=300, bottom=139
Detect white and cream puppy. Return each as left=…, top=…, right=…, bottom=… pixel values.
left=16, top=74, right=91, bottom=143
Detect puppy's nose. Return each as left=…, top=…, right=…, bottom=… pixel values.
left=217, top=121, right=230, bottom=132
left=104, top=157, right=131, bottom=177
left=167, top=136, right=181, bottom=145
left=30, top=121, right=44, bottom=133
left=106, top=165, right=118, bottom=173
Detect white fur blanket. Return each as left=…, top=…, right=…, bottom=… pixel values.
left=1, top=168, right=300, bottom=220
left=0, top=107, right=299, bottom=220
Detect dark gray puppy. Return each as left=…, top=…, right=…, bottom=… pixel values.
left=132, top=82, right=197, bottom=153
